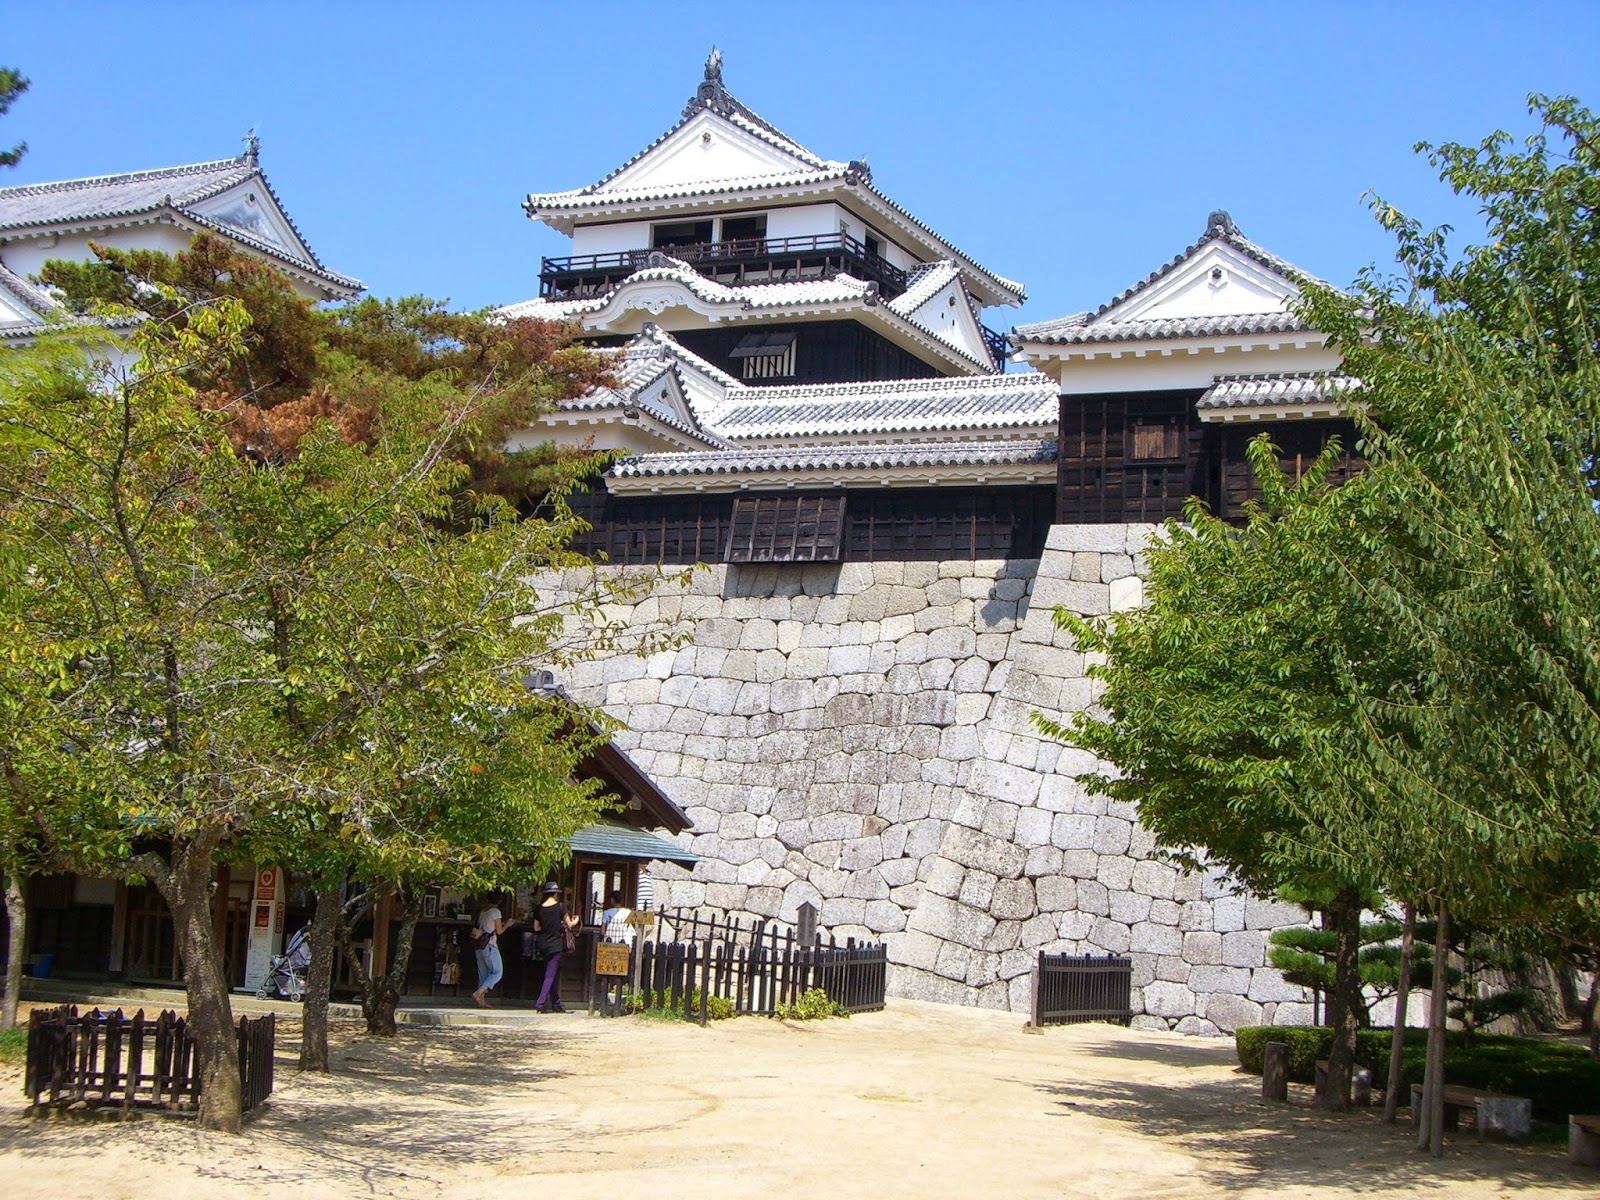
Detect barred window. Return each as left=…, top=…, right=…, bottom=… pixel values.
left=725, top=493, right=846, bottom=563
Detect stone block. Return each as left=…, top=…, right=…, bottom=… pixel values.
left=959, top=871, right=998, bottom=909
left=1202, top=993, right=1264, bottom=1033
left=1109, top=891, right=1152, bottom=925
left=1182, top=931, right=1223, bottom=965
left=1060, top=850, right=1100, bottom=879
left=1050, top=813, right=1097, bottom=850
left=1148, top=899, right=1182, bottom=927
left=1247, top=969, right=1307, bottom=1004
left=1174, top=1017, right=1222, bottom=1038
left=1096, top=856, right=1135, bottom=892
left=820, top=896, right=867, bottom=927
left=1130, top=923, right=1182, bottom=956
left=941, top=825, right=1027, bottom=879
left=1025, top=845, right=1063, bottom=876
left=1155, top=956, right=1191, bottom=984
left=1220, top=930, right=1267, bottom=969
left=1142, top=980, right=1198, bottom=1020
left=1188, top=965, right=1251, bottom=996
left=1089, top=917, right=1132, bottom=954
left=1013, top=807, right=1054, bottom=849
left=1131, top=859, right=1178, bottom=900
left=1109, top=576, right=1144, bottom=611
left=1178, top=902, right=1214, bottom=932
left=1093, top=817, right=1133, bottom=856
left=844, top=869, right=889, bottom=900
left=863, top=899, right=907, bottom=934
left=991, top=878, right=1036, bottom=921
left=1212, top=894, right=1247, bottom=933
left=1032, top=873, right=1077, bottom=914
left=1246, top=897, right=1310, bottom=931
left=1076, top=880, right=1111, bottom=916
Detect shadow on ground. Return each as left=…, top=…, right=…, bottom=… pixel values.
left=1034, top=1071, right=1593, bottom=1195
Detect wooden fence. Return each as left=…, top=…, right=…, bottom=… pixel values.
left=24, top=1005, right=276, bottom=1115
left=635, top=916, right=887, bottom=1023
left=1030, top=953, right=1134, bottom=1026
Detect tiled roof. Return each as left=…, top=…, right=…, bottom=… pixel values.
left=1013, top=211, right=1321, bottom=347
left=499, top=260, right=993, bottom=373
left=1197, top=371, right=1360, bottom=411
left=0, top=262, right=56, bottom=324
left=568, top=821, right=697, bottom=865
left=888, top=260, right=962, bottom=317
left=610, top=438, right=1057, bottom=479
left=524, top=59, right=1024, bottom=307
left=0, top=148, right=359, bottom=293
left=1019, top=311, right=1315, bottom=346
left=712, top=371, right=1058, bottom=439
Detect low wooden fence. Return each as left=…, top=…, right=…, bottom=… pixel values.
left=636, top=916, right=887, bottom=1023
left=1031, top=953, right=1134, bottom=1027
left=24, top=1005, right=276, bottom=1115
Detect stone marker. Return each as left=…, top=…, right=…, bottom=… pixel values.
left=1262, top=1041, right=1289, bottom=1102
left=1476, top=1094, right=1532, bottom=1143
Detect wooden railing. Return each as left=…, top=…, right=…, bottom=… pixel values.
left=539, top=233, right=910, bottom=300
left=1030, top=953, right=1134, bottom=1026
left=633, top=912, right=887, bottom=1022
left=24, top=1005, right=276, bottom=1115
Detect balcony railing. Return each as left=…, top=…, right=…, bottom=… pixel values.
left=539, top=233, right=911, bottom=301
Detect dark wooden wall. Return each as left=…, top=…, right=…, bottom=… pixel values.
left=1058, top=390, right=1362, bottom=524
left=672, top=322, right=944, bottom=386
left=567, top=484, right=1055, bottom=565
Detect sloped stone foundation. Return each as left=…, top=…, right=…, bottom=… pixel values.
left=557, top=524, right=1312, bottom=1031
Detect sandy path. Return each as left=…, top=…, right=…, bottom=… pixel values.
left=0, top=999, right=1591, bottom=1199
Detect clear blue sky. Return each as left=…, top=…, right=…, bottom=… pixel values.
left=6, top=2, right=1598, bottom=327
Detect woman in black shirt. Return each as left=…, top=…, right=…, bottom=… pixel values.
left=534, top=882, right=577, bottom=1012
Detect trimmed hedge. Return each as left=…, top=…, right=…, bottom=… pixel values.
left=1234, top=1026, right=1600, bottom=1122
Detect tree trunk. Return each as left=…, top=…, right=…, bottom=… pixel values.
left=298, top=884, right=341, bottom=1071
left=2, top=871, right=26, bottom=1029
left=1585, top=972, right=1599, bottom=1061
left=160, top=835, right=241, bottom=1133
left=361, top=891, right=421, bottom=1037
left=1419, top=901, right=1450, bottom=1157
left=1383, top=903, right=1415, bottom=1123
left=1316, top=885, right=1365, bottom=1112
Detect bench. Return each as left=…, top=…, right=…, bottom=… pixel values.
left=1410, top=1083, right=1532, bottom=1142
left=1570, top=1114, right=1600, bottom=1166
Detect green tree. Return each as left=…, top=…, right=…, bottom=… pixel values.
left=0, top=68, right=26, bottom=168
left=1034, top=437, right=1408, bottom=1110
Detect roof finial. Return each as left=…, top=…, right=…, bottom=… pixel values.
left=242, top=128, right=260, bottom=163
left=687, top=46, right=734, bottom=117
left=1207, top=209, right=1236, bottom=236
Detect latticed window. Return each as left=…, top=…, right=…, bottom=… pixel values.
left=724, top=493, right=846, bottom=563
left=730, top=329, right=797, bottom=379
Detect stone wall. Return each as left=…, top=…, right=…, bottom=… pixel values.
left=558, top=524, right=1313, bottom=1033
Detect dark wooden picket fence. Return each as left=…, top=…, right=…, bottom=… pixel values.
left=1031, top=952, right=1134, bottom=1026
left=24, top=1005, right=276, bottom=1115
left=638, top=911, right=887, bottom=1023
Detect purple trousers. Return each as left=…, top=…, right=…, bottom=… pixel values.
left=536, top=951, right=563, bottom=1009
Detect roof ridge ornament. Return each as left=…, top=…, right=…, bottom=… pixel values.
left=1207, top=209, right=1237, bottom=237
left=242, top=129, right=260, bottom=164
left=686, top=46, right=736, bottom=118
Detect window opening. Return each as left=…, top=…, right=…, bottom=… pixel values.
left=719, top=214, right=768, bottom=244
left=729, top=329, right=797, bottom=380
left=725, top=493, right=846, bottom=563
left=651, top=220, right=714, bottom=249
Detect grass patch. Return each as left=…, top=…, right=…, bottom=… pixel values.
left=0, top=1025, right=26, bottom=1065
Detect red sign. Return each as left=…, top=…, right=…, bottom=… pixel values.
left=254, top=903, right=270, bottom=929
left=255, top=868, right=277, bottom=901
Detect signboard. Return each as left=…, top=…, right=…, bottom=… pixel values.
left=255, top=868, right=278, bottom=901
left=626, top=910, right=656, bottom=928
left=254, top=903, right=270, bottom=929
left=595, top=943, right=631, bottom=977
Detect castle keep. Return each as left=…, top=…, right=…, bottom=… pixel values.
left=504, top=55, right=1360, bottom=1029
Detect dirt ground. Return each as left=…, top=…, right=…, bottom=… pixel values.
left=1, top=998, right=1594, bottom=1200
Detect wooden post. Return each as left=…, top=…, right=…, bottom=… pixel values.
left=1383, top=904, right=1416, bottom=1123
left=1262, top=1041, right=1290, bottom=1102
left=796, top=901, right=818, bottom=947
left=1419, top=901, right=1450, bottom=1156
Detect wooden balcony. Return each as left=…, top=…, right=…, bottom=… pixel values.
left=539, top=233, right=911, bottom=301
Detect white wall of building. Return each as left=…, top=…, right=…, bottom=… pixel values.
left=571, top=220, right=654, bottom=257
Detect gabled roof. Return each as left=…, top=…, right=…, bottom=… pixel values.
left=1013, top=211, right=1322, bottom=349
left=500, top=256, right=995, bottom=375
left=523, top=52, right=1024, bottom=308
left=0, top=141, right=360, bottom=298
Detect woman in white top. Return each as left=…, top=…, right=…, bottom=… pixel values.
left=471, top=899, right=517, bottom=1008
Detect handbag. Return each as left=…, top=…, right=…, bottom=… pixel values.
left=562, top=921, right=576, bottom=954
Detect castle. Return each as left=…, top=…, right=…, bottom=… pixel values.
left=498, top=53, right=1360, bottom=1029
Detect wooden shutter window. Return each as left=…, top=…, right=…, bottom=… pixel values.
left=1129, top=417, right=1183, bottom=461
left=725, top=494, right=846, bottom=563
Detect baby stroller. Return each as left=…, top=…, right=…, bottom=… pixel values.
left=255, top=923, right=312, bottom=1001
